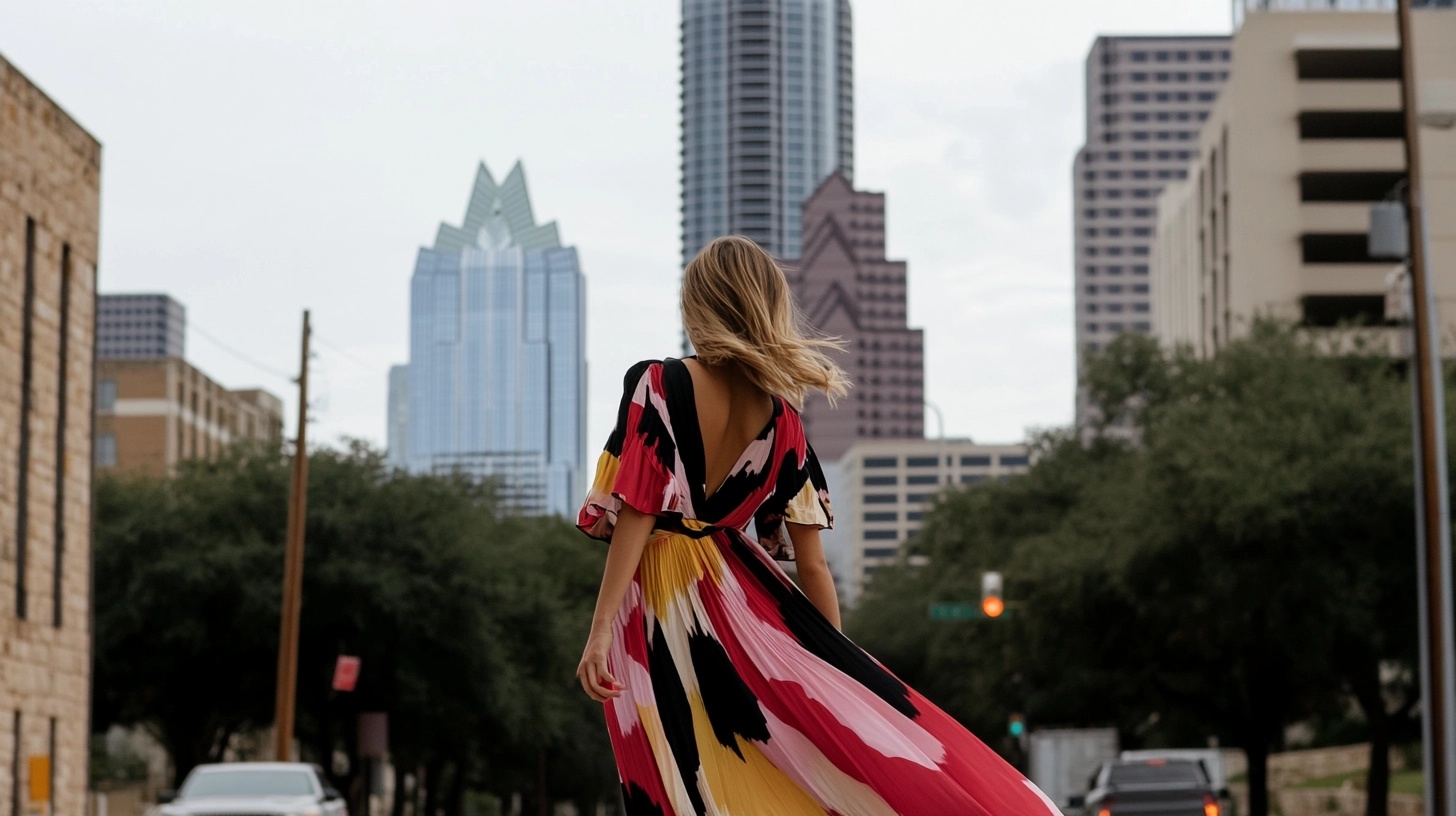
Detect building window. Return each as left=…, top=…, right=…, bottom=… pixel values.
left=863, top=456, right=897, bottom=468
left=906, top=456, right=938, bottom=468
left=864, top=511, right=898, bottom=522
left=96, top=434, right=118, bottom=467
left=960, top=474, right=986, bottom=485
left=906, top=474, right=939, bottom=486
left=864, top=493, right=897, bottom=504
left=864, top=530, right=899, bottom=541
left=864, top=547, right=899, bottom=559
left=999, top=454, right=1030, bottom=467
left=864, top=475, right=897, bottom=487
left=97, top=378, right=117, bottom=411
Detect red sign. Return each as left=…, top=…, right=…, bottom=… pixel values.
left=332, top=656, right=361, bottom=692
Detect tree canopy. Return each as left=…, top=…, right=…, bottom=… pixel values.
left=849, top=324, right=1422, bottom=816
left=93, top=442, right=616, bottom=815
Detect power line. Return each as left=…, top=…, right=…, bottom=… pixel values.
left=189, top=324, right=295, bottom=382
left=313, top=333, right=388, bottom=376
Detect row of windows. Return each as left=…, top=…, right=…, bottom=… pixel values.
left=1084, top=226, right=1155, bottom=237
left=1084, top=150, right=1195, bottom=164
left=864, top=546, right=900, bottom=559
left=864, top=511, right=928, bottom=522
left=1085, top=321, right=1153, bottom=334
left=1112, top=111, right=1208, bottom=125
left=1100, top=130, right=1201, bottom=144
left=1084, top=246, right=1152, bottom=257
left=862, top=472, right=1020, bottom=489
left=1083, top=169, right=1186, bottom=183
left=1086, top=303, right=1151, bottom=314
left=863, top=454, right=1028, bottom=469
left=1084, top=189, right=1166, bottom=201
left=1084, top=265, right=1151, bottom=277
left=1111, top=71, right=1228, bottom=83
left=1083, top=208, right=1158, bottom=221
left=1113, top=49, right=1231, bottom=64
left=1102, top=91, right=1218, bottom=105
left=1085, top=283, right=1150, bottom=296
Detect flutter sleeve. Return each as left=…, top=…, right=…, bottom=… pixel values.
left=576, top=360, right=680, bottom=541
left=754, top=442, right=834, bottom=561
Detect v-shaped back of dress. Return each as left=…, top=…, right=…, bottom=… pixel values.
left=576, top=358, right=834, bottom=560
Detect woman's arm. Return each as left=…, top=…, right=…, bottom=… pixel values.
left=577, top=505, right=656, bottom=702
left=787, top=522, right=841, bottom=630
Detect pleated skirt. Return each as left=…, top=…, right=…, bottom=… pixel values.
left=601, top=528, right=1063, bottom=816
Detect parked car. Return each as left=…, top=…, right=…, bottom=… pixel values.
left=1070, top=757, right=1225, bottom=816
left=158, top=762, right=347, bottom=816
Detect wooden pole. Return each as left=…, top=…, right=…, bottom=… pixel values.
left=1395, top=4, right=1456, bottom=815
left=273, top=310, right=312, bottom=761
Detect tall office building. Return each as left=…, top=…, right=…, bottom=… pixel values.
left=1073, top=36, right=1231, bottom=420
left=785, top=171, right=924, bottom=461
left=1, top=51, right=100, bottom=816
left=396, top=161, right=586, bottom=517
left=1155, top=3, right=1456, bottom=352
left=96, top=293, right=185, bottom=359
left=680, top=0, right=854, bottom=267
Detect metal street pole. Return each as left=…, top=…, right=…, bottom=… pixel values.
left=1395, top=3, right=1456, bottom=814
left=273, top=310, right=312, bottom=761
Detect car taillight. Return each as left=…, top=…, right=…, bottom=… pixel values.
left=1203, top=793, right=1220, bottom=816
left=1097, top=802, right=1113, bottom=816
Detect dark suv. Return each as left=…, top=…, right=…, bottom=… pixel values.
left=1071, top=758, right=1223, bottom=816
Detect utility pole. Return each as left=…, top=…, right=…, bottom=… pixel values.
left=1395, top=3, right=1456, bottom=815
left=273, top=310, right=312, bottom=762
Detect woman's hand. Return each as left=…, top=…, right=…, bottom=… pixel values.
left=576, top=630, right=622, bottom=702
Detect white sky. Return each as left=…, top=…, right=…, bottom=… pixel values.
left=2, top=0, right=1231, bottom=454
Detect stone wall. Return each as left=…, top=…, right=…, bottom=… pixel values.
left=0, top=50, right=101, bottom=816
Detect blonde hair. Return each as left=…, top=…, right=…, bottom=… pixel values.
left=682, top=235, right=851, bottom=409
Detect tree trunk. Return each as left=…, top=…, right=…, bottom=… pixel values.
left=1349, top=659, right=1391, bottom=816
left=423, top=759, right=444, bottom=816
left=537, top=749, right=549, bottom=816
left=1246, top=741, right=1271, bottom=816
left=445, top=760, right=466, bottom=816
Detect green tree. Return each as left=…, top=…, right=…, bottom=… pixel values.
left=850, top=323, right=1420, bottom=816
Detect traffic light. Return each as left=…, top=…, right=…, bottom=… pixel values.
left=981, top=571, right=1005, bottom=618
left=1009, top=713, right=1026, bottom=738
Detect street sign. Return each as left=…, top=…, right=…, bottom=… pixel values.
left=332, top=656, right=361, bottom=692
left=929, top=602, right=980, bottom=621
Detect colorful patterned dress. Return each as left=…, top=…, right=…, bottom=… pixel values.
left=577, top=359, right=1060, bottom=816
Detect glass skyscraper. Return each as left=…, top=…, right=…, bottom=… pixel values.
left=394, top=161, right=586, bottom=517
left=680, top=0, right=854, bottom=266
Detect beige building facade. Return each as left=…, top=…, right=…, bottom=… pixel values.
left=828, top=438, right=1031, bottom=606
left=95, top=357, right=284, bottom=477
left=0, top=52, right=101, bottom=816
left=1153, top=7, right=1456, bottom=353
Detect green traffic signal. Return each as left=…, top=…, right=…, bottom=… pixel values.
left=1009, top=714, right=1026, bottom=737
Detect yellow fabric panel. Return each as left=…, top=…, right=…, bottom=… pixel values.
left=689, top=693, right=828, bottom=816
left=637, top=704, right=700, bottom=816
left=592, top=451, right=621, bottom=492
left=639, top=533, right=725, bottom=617
left=783, top=480, right=830, bottom=529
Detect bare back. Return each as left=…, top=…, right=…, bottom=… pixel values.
left=682, top=357, right=776, bottom=500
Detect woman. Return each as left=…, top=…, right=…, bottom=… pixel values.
left=575, top=236, right=1059, bottom=815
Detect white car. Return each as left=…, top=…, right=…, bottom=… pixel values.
left=158, top=762, right=348, bottom=816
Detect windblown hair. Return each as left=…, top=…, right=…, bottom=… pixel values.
left=682, top=235, right=851, bottom=409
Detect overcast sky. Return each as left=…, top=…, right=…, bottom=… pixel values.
left=3, top=0, right=1232, bottom=453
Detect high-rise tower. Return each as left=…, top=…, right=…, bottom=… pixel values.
left=1073, top=36, right=1231, bottom=422
left=680, top=0, right=854, bottom=267
left=394, top=161, right=586, bottom=517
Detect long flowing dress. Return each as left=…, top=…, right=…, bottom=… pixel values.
left=577, top=359, right=1061, bottom=816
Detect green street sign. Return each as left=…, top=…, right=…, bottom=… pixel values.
left=929, top=602, right=980, bottom=621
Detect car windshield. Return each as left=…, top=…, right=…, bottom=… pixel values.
left=181, top=769, right=316, bottom=798
left=1109, top=761, right=1207, bottom=786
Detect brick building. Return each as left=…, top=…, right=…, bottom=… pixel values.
left=784, top=171, right=925, bottom=461
left=0, top=52, right=101, bottom=816
left=94, top=357, right=284, bottom=476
